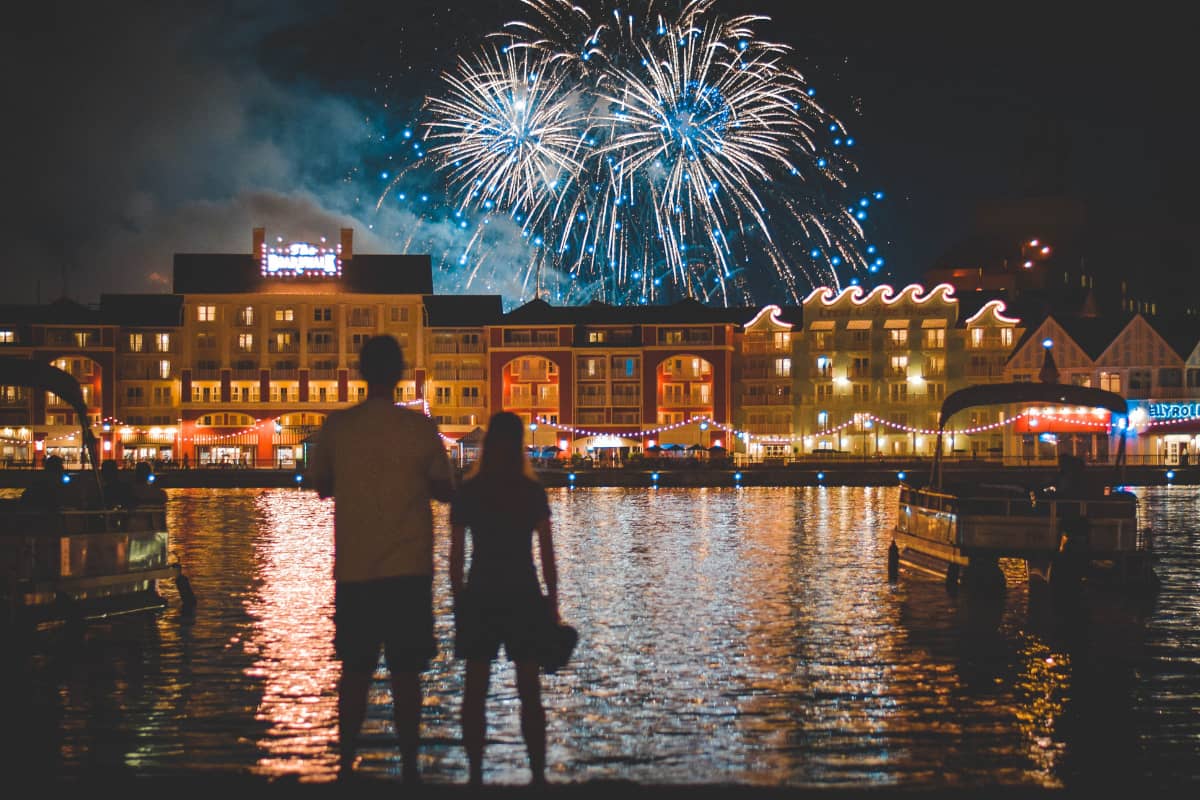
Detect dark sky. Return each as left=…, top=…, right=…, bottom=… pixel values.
left=4, top=1, right=1194, bottom=305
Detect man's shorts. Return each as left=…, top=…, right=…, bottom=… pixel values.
left=334, top=575, right=435, bottom=673
left=454, top=587, right=545, bottom=663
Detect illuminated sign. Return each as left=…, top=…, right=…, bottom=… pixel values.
left=261, top=242, right=341, bottom=277
left=1128, top=401, right=1200, bottom=420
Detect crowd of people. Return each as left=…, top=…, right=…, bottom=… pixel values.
left=20, top=454, right=166, bottom=510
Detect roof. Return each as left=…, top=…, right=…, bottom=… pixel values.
left=100, top=294, right=184, bottom=327
left=1144, top=314, right=1200, bottom=361
left=0, top=298, right=103, bottom=325
left=939, top=382, right=1128, bottom=428
left=1009, top=311, right=1133, bottom=362
left=422, top=295, right=504, bottom=327
left=172, top=253, right=433, bottom=294
left=499, top=298, right=753, bottom=326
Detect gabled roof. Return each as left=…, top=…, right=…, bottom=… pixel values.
left=1144, top=314, right=1200, bottom=361
left=1009, top=312, right=1133, bottom=363
left=422, top=295, right=504, bottom=327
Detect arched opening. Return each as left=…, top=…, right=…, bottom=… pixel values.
left=656, top=354, right=714, bottom=446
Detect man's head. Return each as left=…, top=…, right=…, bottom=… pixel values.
left=134, top=461, right=154, bottom=485
left=359, top=335, right=406, bottom=387
left=44, top=454, right=64, bottom=476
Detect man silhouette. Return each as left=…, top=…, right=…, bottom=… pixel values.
left=308, top=334, right=454, bottom=782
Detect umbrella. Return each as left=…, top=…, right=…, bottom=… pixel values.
left=687, top=444, right=707, bottom=452
left=708, top=445, right=727, bottom=453
left=645, top=445, right=662, bottom=453
left=660, top=443, right=683, bottom=451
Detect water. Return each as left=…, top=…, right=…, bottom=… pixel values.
left=3, top=486, right=1199, bottom=789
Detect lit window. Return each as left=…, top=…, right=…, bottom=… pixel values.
left=0, top=330, right=13, bottom=344
left=197, top=305, right=216, bottom=322
left=275, top=308, right=294, bottom=322
left=390, top=306, right=409, bottom=323
left=970, top=328, right=984, bottom=347
left=128, top=333, right=143, bottom=352
left=238, top=306, right=255, bottom=326
left=1001, top=328, right=1013, bottom=347
left=158, top=360, right=171, bottom=379
left=238, top=333, right=254, bottom=351
left=155, top=333, right=171, bottom=352
left=774, top=357, right=792, bottom=377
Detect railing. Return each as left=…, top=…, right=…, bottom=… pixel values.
left=431, top=368, right=456, bottom=381
left=192, top=368, right=221, bottom=380
left=271, top=369, right=299, bottom=380
left=308, top=368, right=338, bottom=380
left=267, top=343, right=298, bottom=354
left=231, top=368, right=260, bottom=380
left=739, top=367, right=770, bottom=379
left=741, top=341, right=790, bottom=354
left=512, top=369, right=550, bottom=382
left=458, top=366, right=486, bottom=380
left=743, top=423, right=792, bottom=435
left=577, top=394, right=608, bottom=407
left=742, top=394, right=792, bottom=406
left=459, top=396, right=485, bottom=407
left=308, top=342, right=338, bottom=354
left=611, top=392, right=641, bottom=406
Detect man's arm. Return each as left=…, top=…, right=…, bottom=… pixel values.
left=308, top=419, right=335, bottom=498
left=535, top=516, right=559, bottom=623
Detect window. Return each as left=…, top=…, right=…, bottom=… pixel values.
left=0, top=330, right=12, bottom=344
left=1188, top=368, right=1200, bottom=388
left=851, top=330, right=871, bottom=347
left=887, top=328, right=908, bottom=347
left=349, top=307, right=374, bottom=327
left=927, top=383, right=945, bottom=402
left=970, top=328, right=984, bottom=347
left=153, top=386, right=172, bottom=405
left=815, top=383, right=834, bottom=402
left=852, top=383, right=871, bottom=402
left=889, top=383, right=908, bottom=402
left=390, top=306, right=409, bottom=323
left=435, top=387, right=452, bottom=404
left=773, top=332, right=791, bottom=350
left=924, top=328, right=945, bottom=349
left=811, top=331, right=831, bottom=350
left=851, top=357, right=870, bottom=378
left=128, top=333, right=143, bottom=352
left=774, top=357, right=792, bottom=377
left=155, top=333, right=171, bottom=352
left=1070, top=373, right=1093, bottom=387
left=588, top=330, right=606, bottom=343
left=1000, top=328, right=1014, bottom=347
left=611, top=356, right=639, bottom=378
left=889, top=355, right=908, bottom=377
left=1099, top=372, right=1121, bottom=393
left=196, top=332, right=216, bottom=350
left=578, top=357, right=605, bottom=378
left=274, top=307, right=294, bottom=322
left=237, top=306, right=255, bottom=326
left=462, top=386, right=480, bottom=401
left=125, top=386, right=145, bottom=404
left=660, top=329, right=683, bottom=344
left=1128, top=369, right=1152, bottom=391
left=924, top=355, right=945, bottom=377
left=814, top=356, right=832, bottom=378
left=74, top=331, right=91, bottom=347
left=197, top=305, right=216, bottom=322
left=238, top=333, right=254, bottom=351
left=1159, top=368, right=1183, bottom=388
left=663, top=384, right=685, bottom=404
left=816, top=410, right=829, bottom=427
left=313, top=306, right=332, bottom=322
left=158, top=360, right=171, bottom=379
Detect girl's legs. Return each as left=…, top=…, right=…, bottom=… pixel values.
left=515, top=660, right=546, bottom=785
left=462, top=659, right=491, bottom=786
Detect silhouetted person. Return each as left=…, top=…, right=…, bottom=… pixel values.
left=99, top=460, right=134, bottom=508
left=20, top=454, right=71, bottom=509
left=308, top=334, right=454, bottom=783
left=131, top=461, right=167, bottom=506
left=450, top=411, right=560, bottom=787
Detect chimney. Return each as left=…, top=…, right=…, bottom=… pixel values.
left=340, top=227, right=354, bottom=259
left=252, top=227, right=265, bottom=257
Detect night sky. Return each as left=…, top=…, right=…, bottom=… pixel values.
left=5, top=1, right=1194, bottom=306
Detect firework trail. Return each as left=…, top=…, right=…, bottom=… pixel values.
left=414, top=0, right=886, bottom=306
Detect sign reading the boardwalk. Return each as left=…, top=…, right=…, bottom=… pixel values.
left=1129, top=401, right=1200, bottom=421
left=261, top=242, right=341, bottom=277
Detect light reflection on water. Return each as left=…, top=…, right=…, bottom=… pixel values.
left=2, top=485, right=1198, bottom=789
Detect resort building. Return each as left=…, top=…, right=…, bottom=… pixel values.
left=5, top=226, right=1200, bottom=468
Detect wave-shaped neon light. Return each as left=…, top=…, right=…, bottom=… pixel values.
left=742, top=304, right=793, bottom=330
left=801, top=283, right=958, bottom=307
left=963, top=299, right=1020, bottom=325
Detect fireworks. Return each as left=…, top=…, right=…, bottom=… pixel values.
left=412, top=0, right=885, bottom=306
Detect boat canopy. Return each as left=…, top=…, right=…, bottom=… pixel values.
left=938, top=382, right=1128, bottom=431
left=0, top=356, right=90, bottom=421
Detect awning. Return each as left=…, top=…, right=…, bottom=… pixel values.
left=846, top=319, right=872, bottom=330
left=921, top=318, right=948, bottom=328
left=883, top=319, right=909, bottom=329
left=808, top=321, right=835, bottom=331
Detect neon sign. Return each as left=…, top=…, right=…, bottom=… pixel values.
left=1129, top=400, right=1200, bottom=420
left=261, top=242, right=341, bottom=277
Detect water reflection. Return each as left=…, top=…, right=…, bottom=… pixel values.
left=2, top=486, right=1196, bottom=789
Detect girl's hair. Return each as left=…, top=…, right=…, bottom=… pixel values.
left=469, top=411, right=538, bottom=482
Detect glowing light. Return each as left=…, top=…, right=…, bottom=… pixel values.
left=1042, top=338, right=1054, bottom=349
left=897, top=471, right=906, bottom=480
left=816, top=472, right=825, bottom=481
left=262, top=242, right=340, bottom=277
left=734, top=472, right=742, bottom=481
left=1166, top=470, right=1175, bottom=481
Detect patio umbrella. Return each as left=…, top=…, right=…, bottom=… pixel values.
left=645, top=445, right=662, bottom=453
left=687, top=444, right=707, bottom=452
left=708, top=445, right=727, bottom=454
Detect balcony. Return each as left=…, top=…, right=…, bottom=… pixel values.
left=577, top=393, right=608, bottom=407
left=611, top=391, right=641, bottom=406
left=742, top=394, right=792, bottom=406
left=741, top=340, right=790, bottom=354
left=431, top=341, right=459, bottom=354
left=458, top=366, right=486, bottom=380
left=740, top=367, right=770, bottom=379
left=308, top=342, right=338, bottom=354
left=512, top=368, right=551, bottom=382
left=459, top=396, right=485, bottom=407
left=308, top=368, right=338, bottom=380
left=272, top=369, right=299, bottom=380
left=744, top=423, right=792, bottom=435
left=191, top=368, right=221, bottom=380
left=432, top=367, right=457, bottom=381
left=886, top=368, right=909, bottom=380
left=662, top=368, right=711, bottom=381
left=268, top=342, right=299, bottom=354
left=231, top=368, right=260, bottom=380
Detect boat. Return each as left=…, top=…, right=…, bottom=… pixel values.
left=892, top=351, right=1154, bottom=594
left=0, top=357, right=194, bottom=630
